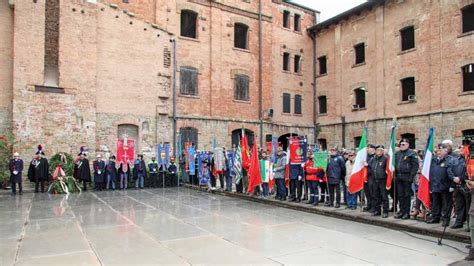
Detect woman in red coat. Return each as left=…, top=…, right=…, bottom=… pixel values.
left=304, top=154, right=325, bottom=206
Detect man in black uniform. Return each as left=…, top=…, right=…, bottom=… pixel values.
left=370, top=145, right=389, bottom=218
left=167, top=157, right=178, bottom=187
left=10, top=152, right=24, bottom=195
left=427, top=144, right=455, bottom=226
left=363, top=144, right=376, bottom=212
left=148, top=156, right=159, bottom=188
left=93, top=154, right=106, bottom=190
left=394, top=139, right=419, bottom=219
left=74, top=149, right=91, bottom=191
left=450, top=142, right=471, bottom=229
left=28, top=145, right=50, bottom=193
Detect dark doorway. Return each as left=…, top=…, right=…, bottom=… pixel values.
left=278, top=133, right=299, bottom=151
left=180, top=127, right=198, bottom=150
left=231, top=129, right=254, bottom=149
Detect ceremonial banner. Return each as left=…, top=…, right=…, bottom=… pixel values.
left=386, top=121, right=396, bottom=189
left=348, top=127, right=368, bottom=193
left=418, top=128, right=434, bottom=209
left=260, top=160, right=272, bottom=183
left=247, top=136, right=262, bottom=193
left=313, top=151, right=328, bottom=169
left=117, top=138, right=135, bottom=172
left=156, top=143, right=170, bottom=168
left=234, top=145, right=243, bottom=184
left=215, top=147, right=225, bottom=171
left=241, top=129, right=251, bottom=171
left=271, top=137, right=278, bottom=164
left=290, top=136, right=308, bottom=165
left=197, top=152, right=204, bottom=179
left=188, top=146, right=196, bottom=175
left=227, top=151, right=235, bottom=177
left=184, top=141, right=192, bottom=171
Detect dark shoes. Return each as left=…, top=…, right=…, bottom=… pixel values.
left=465, top=249, right=474, bottom=261
left=394, top=213, right=403, bottom=219
left=401, top=214, right=410, bottom=220
left=450, top=223, right=463, bottom=229
left=426, top=218, right=440, bottom=224
left=335, top=203, right=340, bottom=208
left=371, top=212, right=381, bottom=216
left=382, top=213, right=388, bottom=218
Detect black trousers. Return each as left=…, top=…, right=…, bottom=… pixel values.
left=373, top=179, right=389, bottom=213
left=320, top=183, right=328, bottom=202
left=289, top=179, right=303, bottom=200
left=328, top=183, right=341, bottom=205
left=12, top=182, right=22, bottom=193
left=454, top=188, right=471, bottom=225
left=364, top=180, right=374, bottom=210
left=35, top=180, right=45, bottom=192
left=236, top=179, right=243, bottom=193
left=431, top=191, right=453, bottom=222
left=275, top=179, right=286, bottom=199
left=218, top=174, right=224, bottom=189
left=210, top=174, right=216, bottom=187
left=190, top=174, right=198, bottom=185
left=396, top=179, right=412, bottom=215
left=150, top=174, right=158, bottom=188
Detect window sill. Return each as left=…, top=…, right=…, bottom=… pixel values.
left=351, top=107, right=367, bottom=112
left=398, top=47, right=416, bottom=55
left=179, top=94, right=200, bottom=99
left=458, top=91, right=474, bottom=96
left=352, top=62, right=366, bottom=68
left=293, top=30, right=302, bottom=35
left=398, top=99, right=417, bottom=105
left=282, top=70, right=291, bottom=74
left=457, top=31, right=474, bottom=39
left=233, top=47, right=251, bottom=53
left=282, top=26, right=292, bottom=32
left=281, top=112, right=292, bottom=116
left=316, top=73, right=328, bottom=78
left=317, top=113, right=328, bottom=117
left=293, top=113, right=303, bottom=117
left=34, top=85, right=65, bottom=94
left=294, top=72, right=303, bottom=76
left=233, top=99, right=251, bottom=104
left=178, top=36, right=200, bottom=42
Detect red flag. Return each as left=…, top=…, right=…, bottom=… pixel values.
left=241, top=129, right=251, bottom=171
left=247, top=137, right=262, bottom=193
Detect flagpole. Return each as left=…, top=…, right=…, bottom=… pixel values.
left=392, top=118, right=398, bottom=214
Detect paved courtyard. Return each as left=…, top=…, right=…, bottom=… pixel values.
left=0, top=187, right=469, bottom=265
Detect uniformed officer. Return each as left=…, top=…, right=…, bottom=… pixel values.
left=370, top=145, right=389, bottom=218
left=363, top=144, right=376, bottom=212
left=426, top=143, right=455, bottom=226
left=148, top=156, right=159, bottom=188
left=451, top=143, right=471, bottom=229
left=10, top=152, right=24, bottom=195
left=28, top=145, right=50, bottom=193
left=326, top=147, right=346, bottom=208
left=394, top=139, right=419, bottom=219
left=93, top=154, right=106, bottom=190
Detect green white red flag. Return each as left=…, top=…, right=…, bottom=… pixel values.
left=385, top=122, right=396, bottom=189
left=233, top=145, right=243, bottom=184
left=348, top=127, right=368, bottom=193
left=418, top=128, right=434, bottom=209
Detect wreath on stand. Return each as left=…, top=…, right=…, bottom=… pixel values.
left=48, top=153, right=81, bottom=194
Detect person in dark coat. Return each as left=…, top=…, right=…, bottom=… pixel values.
left=370, top=145, right=389, bottom=218
left=118, top=160, right=131, bottom=190
left=28, top=145, right=50, bottom=193
left=105, top=155, right=117, bottom=190
left=74, top=149, right=91, bottom=191
left=133, top=154, right=147, bottom=189
left=364, top=144, right=376, bottom=212
left=426, top=143, right=455, bottom=226
left=289, top=164, right=304, bottom=202
left=93, top=154, right=106, bottom=191
left=148, top=156, right=159, bottom=188
left=167, top=157, right=178, bottom=187
left=451, top=146, right=471, bottom=229
left=394, top=138, right=419, bottom=219
left=325, top=147, right=346, bottom=208
left=10, top=152, right=24, bottom=195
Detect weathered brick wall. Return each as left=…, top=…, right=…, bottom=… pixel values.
left=315, top=0, right=474, bottom=149
left=0, top=1, right=13, bottom=135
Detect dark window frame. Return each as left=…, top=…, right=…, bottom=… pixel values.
left=283, top=52, right=290, bottom=71
left=179, top=66, right=198, bottom=96
left=294, top=13, right=301, bottom=32
left=400, top=26, right=415, bottom=51
left=318, top=95, right=327, bottom=114
left=180, top=10, right=198, bottom=39
left=318, top=56, right=327, bottom=75
left=462, top=5, right=474, bottom=33
left=234, top=23, right=249, bottom=50
left=462, top=64, right=474, bottom=92
left=354, top=88, right=366, bottom=109
left=294, top=94, right=302, bottom=114
left=294, top=55, right=301, bottom=73
left=283, top=10, right=290, bottom=28
left=234, top=74, right=250, bottom=101
left=283, top=93, right=291, bottom=113
left=354, top=43, right=365, bottom=65
left=401, top=77, right=416, bottom=101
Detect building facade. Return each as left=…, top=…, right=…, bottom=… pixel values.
left=310, top=0, right=474, bottom=150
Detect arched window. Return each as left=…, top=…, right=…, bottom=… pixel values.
left=180, top=10, right=197, bottom=38
left=462, top=5, right=474, bottom=33
left=401, top=133, right=416, bottom=149
left=234, top=23, right=249, bottom=49
left=462, top=64, right=474, bottom=92
left=180, top=127, right=199, bottom=150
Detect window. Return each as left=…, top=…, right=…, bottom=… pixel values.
left=294, top=14, right=301, bottom=32
left=318, top=139, right=327, bottom=151
left=283, top=52, right=290, bottom=71
left=180, top=127, right=199, bottom=149
left=318, top=96, right=327, bottom=114
left=283, top=93, right=291, bottom=113
left=462, top=5, right=474, bottom=33
left=401, top=133, right=416, bottom=149
left=318, top=56, right=327, bottom=75
left=232, top=129, right=254, bottom=149
left=400, top=26, right=415, bottom=51
left=234, top=74, right=249, bottom=101
left=354, top=88, right=366, bottom=109
left=463, top=64, right=474, bottom=92
left=354, top=136, right=362, bottom=149
left=463, top=129, right=474, bottom=141
left=401, top=77, right=416, bottom=101
left=180, top=10, right=197, bottom=39
left=294, top=94, right=302, bottom=114
left=180, top=67, right=198, bottom=95
left=234, top=23, right=249, bottom=49
left=283, top=10, right=290, bottom=28
left=294, top=55, right=301, bottom=73
left=354, top=43, right=365, bottom=65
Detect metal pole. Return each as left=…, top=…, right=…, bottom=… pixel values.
left=172, top=39, right=177, bottom=159
left=258, top=0, right=263, bottom=147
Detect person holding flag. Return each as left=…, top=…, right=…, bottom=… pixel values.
left=394, top=138, right=419, bottom=219
left=370, top=145, right=389, bottom=218
left=304, top=153, right=324, bottom=205
left=247, top=136, right=262, bottom=194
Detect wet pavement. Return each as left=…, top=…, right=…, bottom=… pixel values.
left=0, top=187, right=469, bottom=265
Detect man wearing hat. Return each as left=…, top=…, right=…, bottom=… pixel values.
left=167, top=156, right=178, bottom=187
left=325, top=146, right=346, bottom=208
left=10, top=152, right=24, bottom=195
left=27, top=145, right=50, bottom=193
left=105, top=155, right=117, bottom=190
left=426, top=143, right=455, bottom=226
left=394, top=139, right=419, bottom=219
left=93, top=154, right=106, bottom=190
left=273, top=147, right=287, bottom=201
left=148, top=156, right=159, bottom=188
left=370, top=145, right=389, bottom=218
left=74, top=148, right=92, bottom=191
left=133, top=154, right=147, bottom=189
left=363, top=144, right=377, bottom=212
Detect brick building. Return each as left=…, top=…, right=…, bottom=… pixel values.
left=309, top=0, right=474, bottom=150
left=1, top=0, right=173, bottom=158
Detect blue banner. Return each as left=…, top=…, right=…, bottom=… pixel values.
left=188, top=146, right=196, bottom=175
left=271, top=137, right=278, bottom=164
left=199, top=151, right=211, bottom=185
left=156, top=144, right=170, bottom=168
left=227, top=151, right=235, bottom=177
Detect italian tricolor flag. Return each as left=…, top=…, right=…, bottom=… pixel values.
left=385, top=122, right=396, bottom=189
left=418, top=128, right=434, bottom=209
left=348, top=127, right=368, bottom=193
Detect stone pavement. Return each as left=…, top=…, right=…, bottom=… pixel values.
left=0, top=187, right=469, bottom=265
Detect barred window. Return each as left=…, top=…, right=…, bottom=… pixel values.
left=283, top=93, right=291, bottom=113
left=180, top=10, right=197, bottom=39
left=180, top=67, right=198, bottom=95
left=234, top=74, right=249, bottom=101
left=294, top=94, right=302, bottom=114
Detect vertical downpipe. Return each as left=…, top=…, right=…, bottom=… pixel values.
left=172, top=40, right=177, bottom=157
left=258, top=0, right=263, bottom=146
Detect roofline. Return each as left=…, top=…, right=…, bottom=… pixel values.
left=282, top=0, right=320, bottom=14
left=308, top=0, right=386, bottom=33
